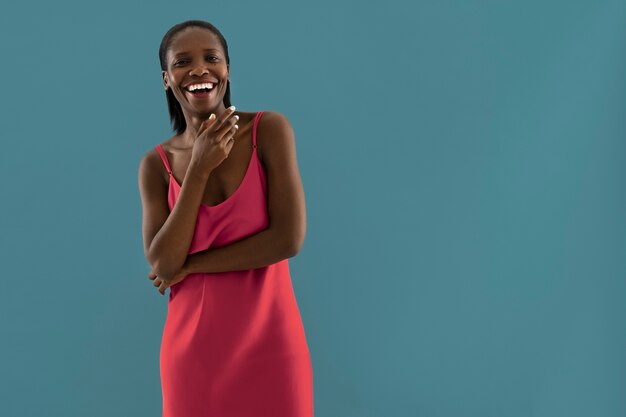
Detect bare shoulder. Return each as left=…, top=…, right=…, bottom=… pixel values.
left=257, top=110, right=293, bottom=136
left=256, top=111, right=296, bottom=164
left=138, top=145, right=168, bottom=188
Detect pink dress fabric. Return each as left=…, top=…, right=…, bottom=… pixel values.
left=154, top=111, right=313, bottom=417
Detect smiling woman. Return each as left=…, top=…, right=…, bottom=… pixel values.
left=137, top=19, right=313, bottom=417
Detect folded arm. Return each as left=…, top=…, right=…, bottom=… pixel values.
left=182, top=111, right=306, bottom=275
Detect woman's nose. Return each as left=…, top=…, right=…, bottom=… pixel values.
left=190, top=66, right=209, bottom=76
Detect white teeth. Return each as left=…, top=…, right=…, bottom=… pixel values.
left=187, top=83, right=215, bottom=91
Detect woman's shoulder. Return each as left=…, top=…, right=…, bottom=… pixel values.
left=255, top=110, right=293, bottom=139
left=243, top=110, right=291, bottom=149
left=139, top=140, right=172, bottom=188
left=253, top=111, right=297, bottom=168
left=142, top=137, right=172, bottom=164
left=254, top=110, right=293, bottom=137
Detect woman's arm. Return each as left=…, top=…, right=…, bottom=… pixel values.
left=184, top=228, right=293, bottom=274
left=182, top=111, right=306, bottom=275
left=138, top=148, right=213, bottom=283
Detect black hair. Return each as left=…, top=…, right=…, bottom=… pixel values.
left=158, top=20, right=232, bottom=135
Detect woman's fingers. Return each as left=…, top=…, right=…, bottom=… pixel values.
left=154, top=277, right=168, bottom=295
left=214, top=108, right=238, bottom=142
left=148, top=271, right=168, bottom=295
left=217, top=106, right=237, bottom=132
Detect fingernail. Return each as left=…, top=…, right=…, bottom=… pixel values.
left=229, top=105, right=236, bottom=111
left=209, top=113, right=215, bottom=120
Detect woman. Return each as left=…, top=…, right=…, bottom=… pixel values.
left=138, top=20, right=313, bottom=417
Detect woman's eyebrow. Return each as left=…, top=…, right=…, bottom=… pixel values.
left=174, top=48, right=220, bottom=57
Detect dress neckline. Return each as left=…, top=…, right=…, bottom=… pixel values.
left=155, top=111, right=264, bottom=210
left=161, top=143, right=259, bottom=210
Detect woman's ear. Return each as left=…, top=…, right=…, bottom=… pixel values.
left=162, top=71, right=169, bottom=90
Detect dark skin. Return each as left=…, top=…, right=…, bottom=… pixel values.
left=138, top=27, right=306, bottom=295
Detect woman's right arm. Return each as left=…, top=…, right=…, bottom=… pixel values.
left=138, top=149, right=212, bottom=282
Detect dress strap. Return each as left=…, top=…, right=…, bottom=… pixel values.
left=252, top=111, right=264, bottom=148
left=154, top=144, right=173, bottom=175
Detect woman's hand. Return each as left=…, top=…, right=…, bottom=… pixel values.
left=148, top=268, right=189, bottom=296
left=190, top=106, right=240, bottom=176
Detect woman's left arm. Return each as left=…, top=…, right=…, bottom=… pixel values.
left=182, top=111, right=306, bottom=274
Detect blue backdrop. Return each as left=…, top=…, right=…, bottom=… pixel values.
left=1, top=1, right=625, bottom=416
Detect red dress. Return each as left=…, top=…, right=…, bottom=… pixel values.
left=154, top=111, right=313, bottom=417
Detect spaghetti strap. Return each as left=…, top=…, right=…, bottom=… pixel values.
left=252, top=111, right=264, bottom=148
left=155, top=144, right=173, bottom=175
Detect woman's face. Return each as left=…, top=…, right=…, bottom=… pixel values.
left=162, top=27, right=229, bottom=115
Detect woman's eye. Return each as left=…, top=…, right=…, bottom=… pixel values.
left=175, top=56, right=217, bottom=66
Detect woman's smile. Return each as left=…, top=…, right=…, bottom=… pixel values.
left=185, top=85, right=218, bottom=100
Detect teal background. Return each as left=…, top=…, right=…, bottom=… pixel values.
left=1, top=1, right=625, bottom=416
